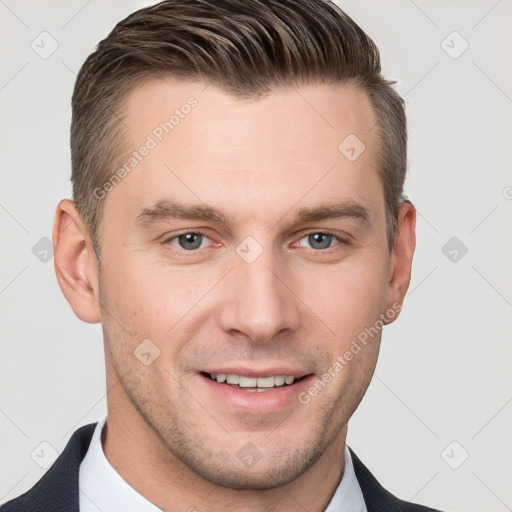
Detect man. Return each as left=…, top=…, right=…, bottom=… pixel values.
left=1, top=0, right=444, bottom=511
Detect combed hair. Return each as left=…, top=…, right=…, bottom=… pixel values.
left=71, top=0, right=407, bottom=251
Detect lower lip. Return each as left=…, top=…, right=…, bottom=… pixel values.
left=198, top=373, right=314, bottom=414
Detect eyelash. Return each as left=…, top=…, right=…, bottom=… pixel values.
left=163, top=230, right=348, bottom=254
left=292, top=231, right=347, bottom=251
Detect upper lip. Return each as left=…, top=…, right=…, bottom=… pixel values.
left=200, top=367, right=312, bottom=379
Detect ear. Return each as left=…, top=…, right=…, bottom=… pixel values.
left=53, top=199, right=102, bottom=323
left=384, top=201, right=416, bottom=324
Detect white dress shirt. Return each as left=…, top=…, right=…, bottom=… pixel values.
left=79, top=415, right=366, bottom=511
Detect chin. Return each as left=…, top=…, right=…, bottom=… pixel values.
left=183, top=444, right=323, bottom=490
left=196, top=464, right=304, bottom=490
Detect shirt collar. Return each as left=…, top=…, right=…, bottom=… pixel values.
left=79, top=415, right=160, bottom=511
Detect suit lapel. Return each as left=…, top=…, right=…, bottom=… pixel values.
left=1, top=423, right=96, bottom=512
left=350, top=448, right=403, bottom=512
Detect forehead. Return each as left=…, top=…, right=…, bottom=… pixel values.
left=123, top=77, right=377, bottom=157
left=109, top=78, right=383, bottom=227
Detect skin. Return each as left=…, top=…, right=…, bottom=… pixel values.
left=53, top=79, right=415, bottom=512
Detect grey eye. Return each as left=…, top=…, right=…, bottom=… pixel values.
left=304, top=233, right=335, bottom=250
left=176, top=233, right=205, bottom=250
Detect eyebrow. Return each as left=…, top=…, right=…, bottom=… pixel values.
left=135, top=199, right=370, bottom=228
left=136, top=201, right=228, bottom=227
left=294, top=201, right=370, bottom=224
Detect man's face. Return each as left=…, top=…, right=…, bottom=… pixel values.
left=98, top=79, right=395, bottom=488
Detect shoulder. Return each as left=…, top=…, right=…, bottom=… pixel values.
left=0, top=423, right=96, bottom=512
left=349, top=449, right=446, bottom=512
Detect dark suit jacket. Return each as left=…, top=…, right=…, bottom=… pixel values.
left=1, top=422, right=443, bottom=511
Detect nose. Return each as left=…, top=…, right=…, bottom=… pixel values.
left=219, top=247, right=301, bottom=343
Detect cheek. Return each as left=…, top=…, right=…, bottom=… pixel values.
left=300, top=257, right=389, bottom=339
left=105, top=251, right=171, bottom=305
left=101, top=256, right=220, bottom=345
left=309, top=262, right=387, bottom=403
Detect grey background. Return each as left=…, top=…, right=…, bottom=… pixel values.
left=1, top=1, right=511, bottom=510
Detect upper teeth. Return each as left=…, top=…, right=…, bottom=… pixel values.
left=210, top=373, right=295, bottom=387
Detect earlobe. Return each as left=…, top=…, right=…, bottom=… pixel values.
left=53, top=199, right=102, bottom=324
left=384, top=201, right=416, bottom=324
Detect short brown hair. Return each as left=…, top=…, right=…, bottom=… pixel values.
left=71, top=0, right=407, bottom=252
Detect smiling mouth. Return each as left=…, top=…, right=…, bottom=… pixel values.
left=200, top=371, right=311, bottom=392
